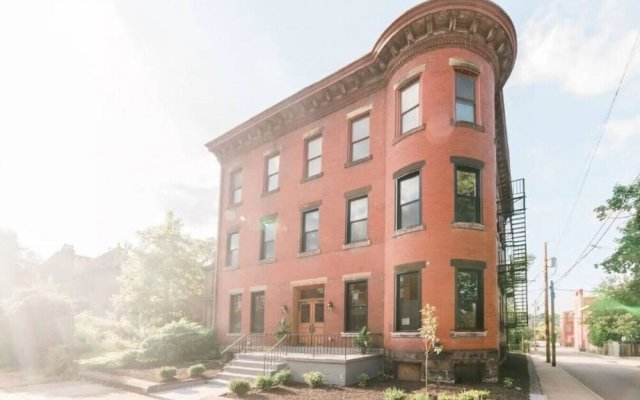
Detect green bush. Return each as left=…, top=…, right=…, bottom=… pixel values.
left=139, top=319, right=216, bottom=364
left=457, top=390, right=491, bottom=400
left=357, top=373, right=370, bottom=387
left=74, top=312, right=139, bottom=357
left=303, top=371, right=325, bottom=388
left=159, top=366, right=177, bottom=381
left=377, top=371, right=394, bottom=382
left=229, top=379, right=251, bottom=397
left=437, top=394, right=458, bottom=400
left=79, top=349, right=142, bottom=370
left=409, top=394, right=428, bottom=400
left=254, top=375, right=276, bottom=391
left=502, top=377, right=514, bottom=388
left=273, top=368, right=293, bottom=385
left=383, top=387, right=407, bottom=400
left=188, top=363, right=206, bottom=378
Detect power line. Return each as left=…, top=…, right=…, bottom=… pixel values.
left=554, top=29, right=640, bottom=252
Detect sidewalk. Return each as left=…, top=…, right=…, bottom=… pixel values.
left=529, top=350, right=603, bottom=400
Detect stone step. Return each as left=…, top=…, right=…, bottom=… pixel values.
left=216, top=371, right=260, bottom=383
left=230, top=359, right=267, bottom=368
left=224, top=365, right=276, bottom=377
left=234, top=352, right=269, bottom=362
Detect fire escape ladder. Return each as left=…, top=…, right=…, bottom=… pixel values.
left=498, top=178, right=528, bottom=328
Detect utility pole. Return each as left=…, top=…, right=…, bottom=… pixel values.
left=551, top=280, right=556, bottom=367
left=533, top=300, right=537, bottom=351
left=544, top=242, right=550, bottom=363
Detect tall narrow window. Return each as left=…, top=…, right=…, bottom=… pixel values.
left=345, top=280, right=368, bottom=332
left=250, top=291, right=265, bottom=333
left=301, top=209, right=319, bottom=252
left=347, top=196, right=368, bottom=243
left=456, top=269, right=483, bottom=330
left=396, top=172, right=421, bottom=229
left=229, top=294, right=242, bottom=334
left=260, top=217, right=276, bottom=260
left=350, top=115, right=370, bottom=162
left=230, top=169, right=242, bottom=205
left=265, top=154, right=279, bottom=192
left=226, top=231, right=239, bottom=267
left=455, top=166, right=481, bottom=223
left=395, top=271, right=421, bottom=331
left=305, top=136, right=322, bottom=178
left=455, top=72, right=476, bottom=123
left=400, top=80, right=420, bottom=134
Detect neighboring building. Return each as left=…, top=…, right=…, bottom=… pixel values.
left=206, top=0, right=527, bottom=383
left=560, top=310, right=574, bottom=347
left=574, top=289, right=597, bottom=351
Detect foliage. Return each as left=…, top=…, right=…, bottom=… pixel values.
left=273, top=368, right=293, bottom=385
left=503, top=376, right=514, bottom=388
left=74, top=312, right=140, bottom=357
left=159, top=366, right=177, bottom=381
left=302, top=371, right=325, bottom=388
left=45, top=346, right=77, bottom=378
left=353, top=326, right=372, bottom=351
left=419, top=304, right=442, bottom=396
left=383, top=387, right=407, bottom=400
left=274, top=318, right=290, bottom=339
left=138, top=319, right=216, bottom=364
left=229, top=379, right=251, bottom=397
left=113, top=212, right=214, bottom=327
left=79, top=349, right=143, bottom=370
left=586, top=300, right=640, bottom=346
left=357, top=372, right=370, bottom=387
left=188, top=363, right=206, bottom=378
left=254, top=375, right=276, bottom=391
left=1, top=283, right=73, bottom=369
left=377, top=371, right=394, bottom=382
left=437, top=394, right=458, bottom=400
left=457, top=389, right=491, bottom=400
left=408, top=394, right=428, bottom=400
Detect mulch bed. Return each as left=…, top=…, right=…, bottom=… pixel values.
left=223, top=353, right=530, bottom=399
left=106, top=360, right=224, bottom=383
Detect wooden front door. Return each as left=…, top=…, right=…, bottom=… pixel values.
left=296, top=285, right=325, bottom=345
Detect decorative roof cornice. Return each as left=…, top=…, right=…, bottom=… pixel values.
left=206, top=0, right=517, bottom=169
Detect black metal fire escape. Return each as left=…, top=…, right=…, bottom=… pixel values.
left=498, top=178, right=528, bottom=328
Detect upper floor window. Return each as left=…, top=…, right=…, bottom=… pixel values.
left=265, top=154, right=280, bottom=193
left=226, top=231, right=239, bottom=267
left=455, top=72, right=476, bottom=123
left=229, top=169, right=242, bottom=205
left=347, top=196, right=368, bottom=243
left=260, top=217, right=276, bottom=260
left=456, top=269, right=483, bottom=330
left=395, top=270, right=421, bottom=331
left=396, top=171, right=421, bottom=229
left=229, top=293, right=242, bottom=334
left=350, top=115, right=370, bottom=162
left=455, top=166, right=481, bottom=223
left=305, top=136, right=322, bottom=178
left=400, top=80, right=420, bottom=134
left=301, top=208, right=319, bottom=252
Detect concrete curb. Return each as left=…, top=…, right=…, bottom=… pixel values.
left=526, top=354, right=546, bottom=399
left=79, top=370, right=208, bottom=394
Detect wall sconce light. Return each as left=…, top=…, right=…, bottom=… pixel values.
left=327, top=301, right=334, bottom=311
left=281, top=304, right=288, bottom=314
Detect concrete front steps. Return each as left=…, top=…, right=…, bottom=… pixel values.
left=212, top=352, right=286, bottom=386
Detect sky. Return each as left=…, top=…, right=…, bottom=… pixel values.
left=0, top=0, right=639, bottom=313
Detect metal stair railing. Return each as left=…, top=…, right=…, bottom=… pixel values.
left=263, top=334, right=289, bottom=375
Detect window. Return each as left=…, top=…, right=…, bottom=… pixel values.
left=226, top=231, right=239, bottom=267
left=396, top=172, right=421, bottom=229
left=350, top=115, right=370, bottom=162
left=347, top=196, right=368, bottom=243
left=229, top=294, right=242, bottom=333
left=400, top=80, right=420, bottom=134
left=305, top=136, right=322, bottom=178
left=260, top=217, right=276, bottom=260
left=345, top=280, right=368, bottom=332
left=301, top=209, right=319, bottom=252
left=455, top=72, right=476, bottom=123
left=229, top=169, right=242, bottom=205
left=455, top=166, right=481, bottom=223
left=265, top=154, right=279, bottom=192
left=456, top=269, right=483, bottom=330
left=250, top=291, right=265, bottom=333
left=395, top=271, right=421, bottom=331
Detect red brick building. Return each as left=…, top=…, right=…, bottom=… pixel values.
left=206, top=0, right=526, bottom=382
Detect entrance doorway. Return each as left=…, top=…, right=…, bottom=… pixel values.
left=296, top=285, right=325, bottom=345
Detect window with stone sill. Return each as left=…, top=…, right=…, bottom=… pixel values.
left=395, top=270, right=421, bottom=331
left=259, top=217, right=276, bottom=261
left=265, top=153, right=280, bottom=193
left=226, top=231, right=239, bottom=267
left=349, top=114, right=370, bottom=163
left=305, top=135, right=322, bottom=178
left=301, top=208, right=319, bottom=253
left=229, top=293, right=242, bottom=334
left=455, top=71, right=477, bottom=124
left=229, top=169, right=242, bottom=205
left=455, top=268, right=484, bottom=331
left=399, top=79, right=420, bottom=135
left=347, top=195, right=368, bottom=244
left=396, top=171, right=421, bottom=230
left=455, top=166, right=481, bottom=223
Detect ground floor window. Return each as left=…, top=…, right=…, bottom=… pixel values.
left=229, top=293, right=242, bottom=333
left=345, top=280, right=368, bottom=332
left=250, top=291, right=265, bottom=333
left=396, top=271, right=421, bottom=331
left=456, top=269, right=483, bottom=330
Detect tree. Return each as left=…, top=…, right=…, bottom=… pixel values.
left=419, top=304, right=442, bottom=397
left=113, top=212, right=213, bottom=327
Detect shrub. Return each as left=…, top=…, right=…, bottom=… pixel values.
left=254, top=375, right=276, bottom=391
left=139, top=319, right=216, bottom=364
left=457, top=389, right=491, bottom=400
left=377, top=371, right=394, bottom=382
left=302, top=371, right=325, bottom=388
left=502, top=376, right=514, bottom=388
left=409, top=394, right=428, bottom=400
left=79, top=349, right=143, bottom=370
left=45, top=346, right=77, bottom=378
left=357, top=373, right=370, bottom=387
left=383, top=387, right=407, bottom=400
left=437, top=394, right=458, bottom=400
left=273, top=368, right=293, bottom=385
left=74, top=312, right=139, bottom=357
left=159, top=366, right=177, bottom=381
left=188, top=363, right=206, bottom=378
left=229, top=379, right=251, bottom=397
left=274, top=318, right=290, bottom=339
